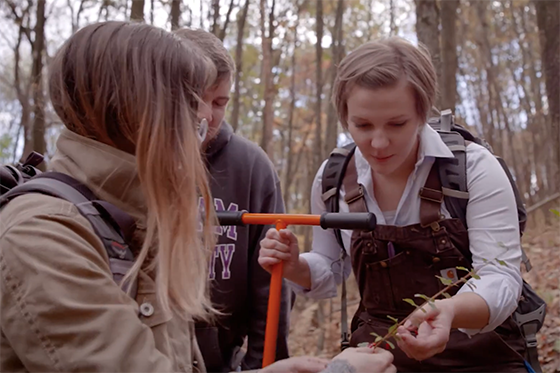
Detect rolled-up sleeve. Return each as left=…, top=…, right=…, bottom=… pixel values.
left=0, top=196, right=174, bottom=372
left=457, top=144, right=523, bottom=336
left=287, top=162, right=353, bottom=300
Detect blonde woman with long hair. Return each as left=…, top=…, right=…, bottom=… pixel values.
left=0, top=21, right=395, bottom=373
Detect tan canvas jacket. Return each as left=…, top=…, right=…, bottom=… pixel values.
left=0, top=128, right=206, bottom=372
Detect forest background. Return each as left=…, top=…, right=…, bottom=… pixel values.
left=0, top=0, right=558, bottom=371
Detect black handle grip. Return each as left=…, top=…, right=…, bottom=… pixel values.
left=320, top=212, right=376, bottom=231
left=216, top=211, right=246, bottom=226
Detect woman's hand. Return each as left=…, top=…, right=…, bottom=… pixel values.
left=258, top=228, right=301, bottom=278
left=332, top=347, right=396, bottom=373
left=259, top=356, right=330, bottom=373
left=396, top=299, right=455, bottom=361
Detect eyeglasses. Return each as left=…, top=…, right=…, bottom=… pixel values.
left=197, top=118, right=208, bottom=143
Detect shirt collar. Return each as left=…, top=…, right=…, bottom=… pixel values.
left=354, top=123, right=455, bottom=184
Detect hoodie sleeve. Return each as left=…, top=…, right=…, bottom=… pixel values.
left=241, top=178, right=292, bottom=370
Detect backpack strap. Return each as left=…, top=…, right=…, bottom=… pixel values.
left=0, top=172, right=138, bottom=297
left=321, top=143, right=357, bottom=248
left=429, top=113, right=533, bottom=273
left=320, top=143, right=356, bottom=352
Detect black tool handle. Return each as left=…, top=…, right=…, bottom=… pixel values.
left=216, top=211, right=246, bottom=226
left=320, top=212, right=376, bottom=231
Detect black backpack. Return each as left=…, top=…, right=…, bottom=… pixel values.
left=322, top=110, right=546, bottom=372
left=0, top=152, right=138, bottom=298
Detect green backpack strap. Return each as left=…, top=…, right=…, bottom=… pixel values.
left=320, top=142, right=356, bottom=352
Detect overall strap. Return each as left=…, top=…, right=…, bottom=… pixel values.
left=419, top=161, right=444, bottom=229
left=342, top=155, right=368, bottom=214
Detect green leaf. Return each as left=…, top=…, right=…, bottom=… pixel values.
left=496, top=259, right=509, bottom=267
left=482, top=258, right=489, bottom=263
left=470, top=271, right=481, bottom=280
left=388, top=324, right=398, bottom=335
left=442, top=292, right=452, bottom=299
left=370, top=331, right=382, bottom=339
left=414, top=294, right=432, bottom=302
left=403, top=298, right=418, bottom=307
left=387, top=315, right=399, bottom=323
left=357, top=342, right=369, bottom=348
left=385, top=340, right=395, bottom=349
left=456, top=266, right=470, bottom=273
left=374, top=336, right=382, bottom=343
left=436, top=275, right=453, bottom=286
left=550, top=209, right=560, bottom=218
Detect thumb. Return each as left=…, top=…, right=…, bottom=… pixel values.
left=279, top=229, right=297, bottom=245
left=353, top=347, right=375, bottom=353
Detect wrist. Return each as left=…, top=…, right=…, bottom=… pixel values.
left=436, top=298, right=458, bottom=327
left=284, top=256, right=311, bottom=289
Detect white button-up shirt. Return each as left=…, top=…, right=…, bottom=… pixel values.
left=292, top=124, right=523, bottom=336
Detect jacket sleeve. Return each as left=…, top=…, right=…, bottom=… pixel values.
left=0, top=197, right=174, bottom=372
left=241, top=179, right=292, bottom=370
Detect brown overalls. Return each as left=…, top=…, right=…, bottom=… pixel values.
left=343, top=155, right=528, bottom=372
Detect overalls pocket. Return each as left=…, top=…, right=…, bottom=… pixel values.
left=362, top=251, right=408, bottom=311
left=428, top=250, right=471, bottom=297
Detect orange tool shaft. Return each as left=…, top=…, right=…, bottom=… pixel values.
left=262, top=220, right=287, bottom=368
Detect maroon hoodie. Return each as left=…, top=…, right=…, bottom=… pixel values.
left=195, top=122, right=291, bottom=372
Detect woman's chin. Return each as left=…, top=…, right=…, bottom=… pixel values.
left=368, top=157, right=397, bottom=175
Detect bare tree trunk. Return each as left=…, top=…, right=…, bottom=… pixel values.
left=390, top=0, right=396, bottom=35
left=415, top=0, right=441, bottom=107
left=130, top=0, right=145, bottom=22
left=314, top=0, right=324, bottom=175
left=510, top=4, right=547, bottom=199
left=211, top=0, right=220, bottom=36
left=534, top=0, right=560, bottom=191
left=11, top=17, right=33, bottom=163
left=218, top=0, right=236, bottom=41
left=324, top=0, right=344, bottom=157
left=440, top=0, right=458, bottom=111
left=283, top=30, right=299, bottom=211
left=31, top=0, right=46, bottom=169
left=199, top=0, right=203, bottom=28
left=170, top=0, right=181, bottom=30
left=230, top=0, right=250, bottom=132
left=475, top=1, right=505, bottom=156
left=259, top=0, right=276, bottom=159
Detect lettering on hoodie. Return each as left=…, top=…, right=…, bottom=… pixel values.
left=199, top=197, right=239, bottom=280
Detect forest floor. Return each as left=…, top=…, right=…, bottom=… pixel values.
left=287, top=222, right=560, bottom=372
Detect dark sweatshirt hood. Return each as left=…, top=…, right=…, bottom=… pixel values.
left=204, top=121, right=234, bottom=160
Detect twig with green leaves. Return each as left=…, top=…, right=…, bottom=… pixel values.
left=357, top=247, right=513, bottom=350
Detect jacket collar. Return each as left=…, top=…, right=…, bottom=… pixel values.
left=49, top=128, right=147, bottom=228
